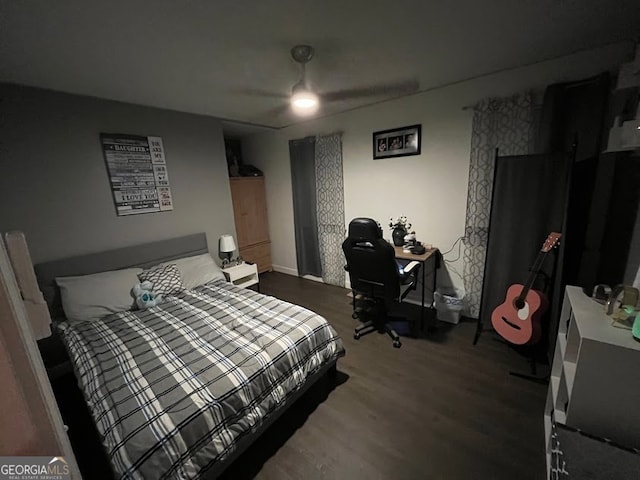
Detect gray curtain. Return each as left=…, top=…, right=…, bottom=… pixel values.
left=289, top=137, right=322, bottom=277
left=289, top=133, right=346, bottom=287
left=462, top=92, right=535, bottom=318
left=315, top=134, right=346, bottom=287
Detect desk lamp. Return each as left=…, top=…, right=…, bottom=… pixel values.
left=219, top=235, right=237, bottom=268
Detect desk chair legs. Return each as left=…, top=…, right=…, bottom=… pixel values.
left=354, top=321, right=402, bottom=348
left=352, top=297, right=402, bottom=348
left=354, top=320, right=376, bottom=338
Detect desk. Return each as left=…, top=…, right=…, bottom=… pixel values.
left=394, top=246, right=440, bottom=335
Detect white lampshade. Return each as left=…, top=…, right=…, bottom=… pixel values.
left=219, top=235, right=236, bottom=254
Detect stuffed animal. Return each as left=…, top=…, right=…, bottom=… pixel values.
left=132, top=280, right=163, bottom=310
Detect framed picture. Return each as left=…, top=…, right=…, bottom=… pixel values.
left=373, top=124, right=421, bottom=159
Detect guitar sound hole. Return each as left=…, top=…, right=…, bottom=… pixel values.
left=514, top=299, right=525, bottom=310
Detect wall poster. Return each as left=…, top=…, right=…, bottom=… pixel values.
left=101, top=133, right=174, bottom=216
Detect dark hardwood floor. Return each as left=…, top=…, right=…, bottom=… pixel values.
left=55, top=272, right=547, bottom=479
left=222, top=272, right=548, bottom=480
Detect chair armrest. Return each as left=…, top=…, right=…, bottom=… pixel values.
left=402, top=261, right=420, bottom=274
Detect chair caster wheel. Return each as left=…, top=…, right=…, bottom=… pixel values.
left=354, top=333, right=361, bottom=340
left=393, top=340, right=402, bottom=348
left=352, top=312, right=359, bottom=319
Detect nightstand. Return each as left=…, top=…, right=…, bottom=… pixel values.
left=223, top=262, right=260, bottom=291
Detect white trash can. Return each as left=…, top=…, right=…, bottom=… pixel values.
left=434, top=287, right=465, bottom=324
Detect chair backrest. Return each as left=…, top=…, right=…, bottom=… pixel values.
left=342, top=218, right=400, bottom=300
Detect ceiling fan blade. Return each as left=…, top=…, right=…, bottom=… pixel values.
left=261, top=103, right=291, bottom=118
left=322, top=79, right=419, bottom=102
left=229, top=87, right=288, bottom=100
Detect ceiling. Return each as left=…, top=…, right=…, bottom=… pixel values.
left=1, top=1, right=639, bottom=136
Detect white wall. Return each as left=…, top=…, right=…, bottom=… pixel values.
left=243, top=42, right=634, bottom=293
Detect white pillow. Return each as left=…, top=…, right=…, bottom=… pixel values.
left=163, top=253, right=225, bottom=289
left=56, top=268, right=142, bottom=323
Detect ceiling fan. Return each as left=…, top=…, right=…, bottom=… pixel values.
left=289, top=45, right=320, bottom=115
left=288, top=44, right=420, bottom=116
left=235, top=45, right=420, bottom=118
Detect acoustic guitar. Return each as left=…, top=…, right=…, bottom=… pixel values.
left=491, top=232, right=561, bottom=345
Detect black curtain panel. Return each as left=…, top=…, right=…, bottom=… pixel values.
left=480, top=152, right=571, bottom=350
left=536, top=74, right=610, bottom=291
left=591, top=153, right=640, bottom=286
left=289, top=137, right=322, bottom=277
left=535, top=73, right=610, bottom=162
left=535, top=73, right=612, bottom=359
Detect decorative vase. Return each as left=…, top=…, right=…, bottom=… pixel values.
left=392, top=227, right=407, bottom=246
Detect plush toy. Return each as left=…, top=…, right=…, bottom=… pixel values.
left=132, top=280, right=163, bottom=310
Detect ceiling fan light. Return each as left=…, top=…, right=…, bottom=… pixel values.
left=291, top=90, right=319, bottom=114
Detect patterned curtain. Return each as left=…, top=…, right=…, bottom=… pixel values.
left=315, top=134, right=346, bottom=287
left=463, top=92, right=534, bottom=318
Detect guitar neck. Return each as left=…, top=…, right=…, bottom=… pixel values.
left=518, top=250, right=547, bottom=301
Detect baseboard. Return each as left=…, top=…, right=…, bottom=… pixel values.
left=271, top=264, right=351, bottom=290
left=302, top=275, right=324, bottom=283
left=271, top=264, right=299, bottom=276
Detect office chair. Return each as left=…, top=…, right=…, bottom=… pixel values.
left=342, top=217, right=420, bottom=348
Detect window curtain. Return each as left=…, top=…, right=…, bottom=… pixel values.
left=289, top=137, right=322, bottom=277
left=289, top=133, right=345, bottom=287
left=462, top=92, right=535, bottom=318
left=315, top=134, right=346, bottom=287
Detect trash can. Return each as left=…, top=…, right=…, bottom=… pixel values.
left=434, top=287, right=465, bottom=324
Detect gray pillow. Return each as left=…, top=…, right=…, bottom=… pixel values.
left=138, top=264, right=184, bottom=296
left=56, top=268, right=142, bottom=323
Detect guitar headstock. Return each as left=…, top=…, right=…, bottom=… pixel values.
left=541, top=232, right=562, bottom=252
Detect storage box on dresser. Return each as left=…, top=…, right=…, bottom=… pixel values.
left=545, top=285, right=640, bottom=477
left=229, top=176, right=272, bottom=273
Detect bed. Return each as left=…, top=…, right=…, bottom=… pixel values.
left=34, top=233, right=345, bottom=479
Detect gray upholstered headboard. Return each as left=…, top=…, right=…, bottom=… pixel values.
left=34, top=233, right=208, bottom=321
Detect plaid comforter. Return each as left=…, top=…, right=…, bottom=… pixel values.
left=58, top=280, right=345, bottom=479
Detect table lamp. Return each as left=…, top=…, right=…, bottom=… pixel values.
left=219, top=234, right=236, bottom=267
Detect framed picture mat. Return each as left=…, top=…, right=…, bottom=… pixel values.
left=373, top=124, right=421, bottom=159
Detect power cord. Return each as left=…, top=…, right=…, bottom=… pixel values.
left=442, top=235, right=465, bottom=257
left=440, top=235, right=465, bottom=258
left=441, top=235, right=466, bottom=282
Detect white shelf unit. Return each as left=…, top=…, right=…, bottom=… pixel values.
left=545, top=286, right=640, bottom=477
left=222, top=262, right=259, bottom=290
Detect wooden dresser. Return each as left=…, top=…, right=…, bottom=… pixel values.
left=229, top=176, right=272, bottom=273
